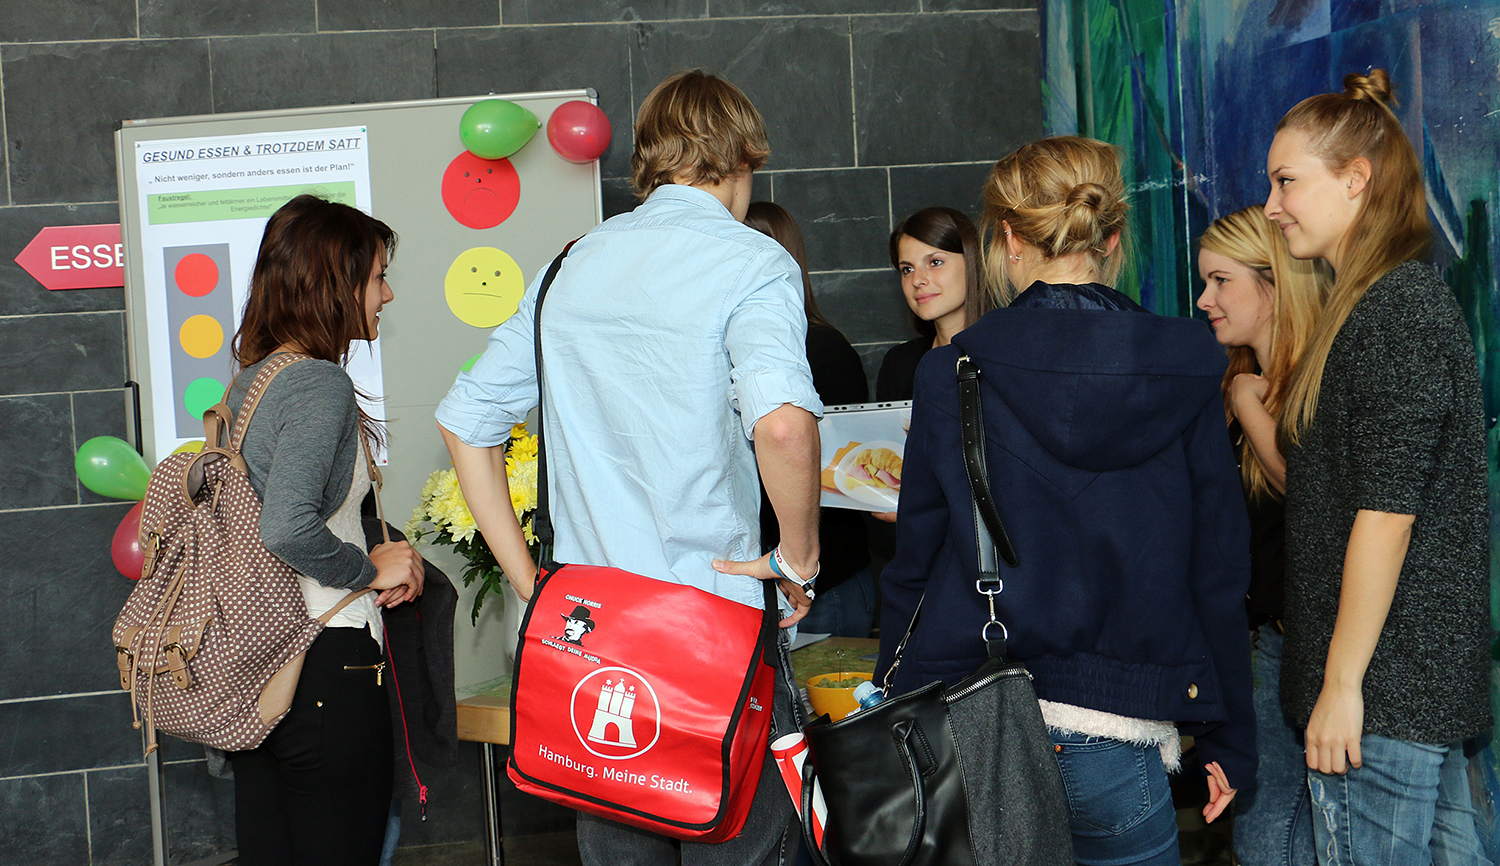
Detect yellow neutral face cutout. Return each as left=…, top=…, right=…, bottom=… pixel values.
left=445, top=247, right=525, bottom=328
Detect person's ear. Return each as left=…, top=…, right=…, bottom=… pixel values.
left=1103, top=231, right=1121, bottom=257
left=1345, top=157, right=1372, bottom=198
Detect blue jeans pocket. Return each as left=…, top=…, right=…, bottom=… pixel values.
left=1053, top=736, right=1156, bottom=835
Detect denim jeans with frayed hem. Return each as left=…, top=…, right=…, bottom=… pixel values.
left=576, top=632, right=804, bottom=866
left=1233, top=625, right=1315, bottom=866
left=1307, top=734, right=1490, bottom=866
left=1050, top=729, right=1179, bottom=866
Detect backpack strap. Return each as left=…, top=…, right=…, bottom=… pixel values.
left=227, top=352, right=312, bottom=452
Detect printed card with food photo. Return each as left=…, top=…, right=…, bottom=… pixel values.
left=817, top=401, right=912, bottom=512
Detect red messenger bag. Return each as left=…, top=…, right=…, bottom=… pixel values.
left=505, top=248, right=778, bottom=841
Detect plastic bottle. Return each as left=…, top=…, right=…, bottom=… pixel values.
left=852, top=681, right=885, bottom=712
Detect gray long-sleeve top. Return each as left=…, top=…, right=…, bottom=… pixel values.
left=226, top=355, right=378, bottom=590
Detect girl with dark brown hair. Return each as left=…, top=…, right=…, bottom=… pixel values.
left=226, top=194, right=424, bottom=866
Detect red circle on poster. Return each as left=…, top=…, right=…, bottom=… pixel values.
left=174, top=253, right=219, bottom=297
left=441, top=151, right=521, bottom=229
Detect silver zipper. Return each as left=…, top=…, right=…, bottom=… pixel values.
left=946, top=666, right=1031, bottom=703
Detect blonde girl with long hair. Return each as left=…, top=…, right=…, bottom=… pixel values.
left=1196, top=207, right=1327, bottom=866
left=1264, top=70, right=1491, bottom=863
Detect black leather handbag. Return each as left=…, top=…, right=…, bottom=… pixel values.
left=800, top=355, right=1073, bottom=866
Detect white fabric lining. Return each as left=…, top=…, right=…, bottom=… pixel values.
left=1039, top=699, right=1182, bottom=772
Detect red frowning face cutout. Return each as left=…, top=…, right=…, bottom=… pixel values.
left=441, top=151, right=521, bottom=229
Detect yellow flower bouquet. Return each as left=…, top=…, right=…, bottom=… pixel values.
left=408, top=422, right=541, bottom=623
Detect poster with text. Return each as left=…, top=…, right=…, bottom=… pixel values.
left=131, top=126, right=384, bottom=461
left=818, top=402, right=911, bottom=512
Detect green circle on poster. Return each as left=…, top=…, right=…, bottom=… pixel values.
left=462, top=352, right=482, bottom=373
left=183, top=377, right=225, bottom=420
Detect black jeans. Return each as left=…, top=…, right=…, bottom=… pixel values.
left=228, top=627, right=394, bottom=866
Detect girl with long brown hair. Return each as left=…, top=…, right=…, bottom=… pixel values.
left=226, top=194, right=424, bottom=866
left=1196, top=207, right=1326, bottom=866
left=1265, top=71, right=1491, bottom=862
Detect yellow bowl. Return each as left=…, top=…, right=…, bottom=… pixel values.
left=805, top=671, right=874, bottom=721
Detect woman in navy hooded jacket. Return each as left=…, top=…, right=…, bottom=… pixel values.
left=874, top=137, right=1255, bottom=866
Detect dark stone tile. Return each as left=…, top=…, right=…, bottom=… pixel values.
left=0, top=394, right=76, bottom=510
left=0, top=773, right=90, bottom=866
left=711, top=0, right=914, bottom=12
left=630, top=18, right=854, bottom=170
left=0, top=203, right=125, bottom=315
left=856, top=341, right=898, bottom=393
left=3, top=41, right=212, bottom=205
left=393, top=742, right=487, bottom=846
left=889, top=162, right=991, bottom=225
left=0, top=693, right=141, bottom=776
left=0, top=503, right=138, bottom=701
left=0, top=312, right=126, bottom=395
left=212, top=32, right=437, bottom=114
left=770, top=168, right=891, bottom=271
left=751, top=172, right=772, bottom=203
left=73, top=389, right=136, bottom=506
left=88, top=765, right=154, bottom=866
left=162, top=760, right=236, bottom=863
left=926, top=0, right=1029, bottom=9
left=438, top=25, right=634, bottom=179
left=502, top=0, right=706, bottom=25
left=811, top=268, right=909, bottom=346
left=852, top=13, right=1042, bottom=166
left=0, top=0, right=136, bottom=43
left=322, top=0, right=498, bottom=31
left=601, top=176, right=638, bottom=220
left=139, top=0, right=316, bottom=37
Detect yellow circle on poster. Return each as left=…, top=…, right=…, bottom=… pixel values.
left=179, top=314, right=224, bottom=359
left=445, top=247, right=524, bottom=328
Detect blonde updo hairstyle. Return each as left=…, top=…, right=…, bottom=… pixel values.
left=981, top=136, right=1130, bottom=303
left=1274, top=70, right=1429, bottom=445
left=1200, top=207, right=1330, bottom=499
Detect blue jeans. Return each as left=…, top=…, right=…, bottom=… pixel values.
left=576, top=634, right=804, bottom=866
left=1307, top=734, right=1490, bottom=866
left=796, top=568, right=875, bottom=638
left=1234, top=625, right=1315, bottom=865
left=1050, top=730, right=1179, bottom=866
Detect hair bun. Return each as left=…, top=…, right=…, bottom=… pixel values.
left=1344, top=69, right=1396, bottom=107
left=1065, top=182, right=1108, bottom=213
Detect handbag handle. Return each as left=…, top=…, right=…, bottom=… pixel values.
left=801, top=720, right=931, bottom=866
left=883, top=354, right=1020, bottom=690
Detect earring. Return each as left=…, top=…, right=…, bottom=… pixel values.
left=1010, top=254, right=1021, bottom=261
left=1346, top=181, right=1352, bottom=189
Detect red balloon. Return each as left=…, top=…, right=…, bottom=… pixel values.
left=546, top=101, right=612, bottom=164
left=112, top=501, right=146, bottom=579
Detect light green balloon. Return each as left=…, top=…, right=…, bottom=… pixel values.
left=460, top=99, right=540, bottom=160
left=75, top=435, right=151, bottom=500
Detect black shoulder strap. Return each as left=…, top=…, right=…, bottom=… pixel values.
left=956, top=355, right=1019, bottom=570
left=530, top=245, right=573, bottom=553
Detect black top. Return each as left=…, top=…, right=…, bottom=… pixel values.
left=1233, top=419, right=1288, bottom=629
left=762, top=323, right=871, bottom=591
left=875, top=336, right=932, bottom=402
left=1282, top=262, right=1492, bottom=743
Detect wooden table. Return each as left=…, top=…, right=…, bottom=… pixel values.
left=454, top=635, right=880, bottom=864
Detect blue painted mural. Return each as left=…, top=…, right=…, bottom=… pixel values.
left=1043, top=0, right=1500, bottom=848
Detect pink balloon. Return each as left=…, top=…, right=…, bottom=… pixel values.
left=547, top=101, right=612, bottom=164
left=112, top=500, right=146, bottom=580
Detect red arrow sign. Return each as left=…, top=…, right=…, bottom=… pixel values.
left=14, top=224, right=124, bottom=290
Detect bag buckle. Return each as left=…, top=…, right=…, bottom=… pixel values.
left=976, top=580, right=1007, bottom=644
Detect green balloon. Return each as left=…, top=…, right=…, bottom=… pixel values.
left=460, top=99, right=540, bottom=160
left=75, top=435, right=152, bottom=501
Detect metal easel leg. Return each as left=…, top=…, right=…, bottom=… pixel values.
left=481, top=742, right=505, bottom=866
left=147, top=745, right=167, bottom=866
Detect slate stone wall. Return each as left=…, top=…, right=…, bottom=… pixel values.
left=0, top=2, right=1040, bottom=862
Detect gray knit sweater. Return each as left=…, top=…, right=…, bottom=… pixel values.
left=1282, top=261, right=1491, bottom=743
left=226, top=355, right=377, bottom=590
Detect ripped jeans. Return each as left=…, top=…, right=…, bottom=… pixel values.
left=1306, top=734, right=1490, bottom=866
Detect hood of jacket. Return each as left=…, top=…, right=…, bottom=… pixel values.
left=951, top=302, right=1228, bottom=472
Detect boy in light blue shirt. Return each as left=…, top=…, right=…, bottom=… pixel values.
left=437, top=70, right=822, bottom=866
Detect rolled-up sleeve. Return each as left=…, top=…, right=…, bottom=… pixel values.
left=724, top=249, right=823, bottom=439
left=435, top=267, right=547, bottom=447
